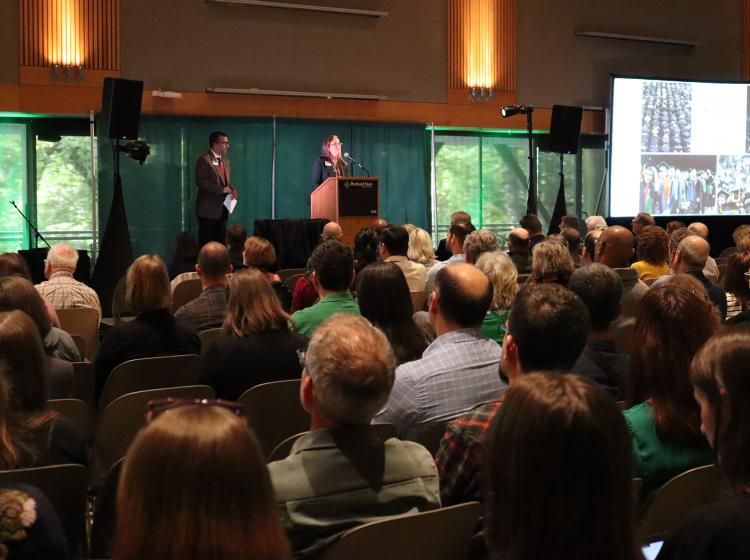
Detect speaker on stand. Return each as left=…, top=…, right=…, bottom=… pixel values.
left=548, top=105, right=583, bottom=234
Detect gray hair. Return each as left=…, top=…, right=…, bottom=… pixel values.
left=464, top=229, right=500, bottom=264
left=475, top=251, right=518, bottom=310
left=46, top=244, right=79, bottom=269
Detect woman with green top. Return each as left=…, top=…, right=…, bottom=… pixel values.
left=475, top=251, right=517, bottom=344
left=624, top=275, right=719, bottom=505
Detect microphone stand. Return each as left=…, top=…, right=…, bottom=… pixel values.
left=345, top=156, right=371, bottom=176
left=9, top=200, right=51, bottom=249
left=526, top=108, right=537, bottom=215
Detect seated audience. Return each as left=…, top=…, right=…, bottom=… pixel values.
left=407, top=227, right=438, bottom=272
left=371, top=217, right=388, bottom=237
left=657, top=327, right=750, bottom=559
left=463, top=229, right=499, bottom=265
left=717, top=223, right=750, bottom=259
left=631, top=225, right=670, bottom=285
left=670, top=235, right=727, bottom=320
left=506, top=227, right=531, bottom=274
left=482, top=374, right=639, bottom=560
left=290, top=266, right=318, bottom=313
left=320, top=221, right=343, bottom=242
left=167, top=231, right=198, bottom=280
left=666, top=220, right=687, bottom=235
left=351, top=227, right=379, bottom=292
left=174, top=242, right=230, bottom=332
left=426, top=221, right=475, bottom=293
left=373, top=263, right=504, bottom=439
left=436, top=210, right=471, bottom=261
left=0, top=310, right=86, bottom=468
left=687, top=222, right=719, bottom=282
left=0, top=276, right=80, bottom=363
left=581, top=228, right=603, bottom=265
left=243, top=236, right=281, bottom=282
left=528, top=238, right=575, bottom=286
left=269, top=315, right=439, bottom=558
left=0, top=252, right=60, bottom=327
left=34, top=243, right=101, bottom=320
left=561, top=226, right=582, bottom=266
left=520, top=213, right=545, bottom=250
left=291, top=240, right=360, bottom=337
left=585, top=215, right=607, bottom=231
left=474, top=251, right=517, bottom=344
left=569, top=264, right=630, bottom=398
left=436, top=283, right=589, bottom=506
left=115, top=403, right=290, bottom=560
left=724, top=250, right=750, bottom=322
left=379, top=225, right=426, bottom=292
left=356, top=262, right=428, bottom=365
left=199, top=269, right=307, bottom=400
left=624, top=279, right=718, bottom=503
left=559, top=214, right=580, bottom=232
left=631, top=212, right=656, bottom=237
left=0, top=484, right=69, bottom=559
left=94, top=255, right=200, bottom=403
left=225, top=224, right=247, bottom=271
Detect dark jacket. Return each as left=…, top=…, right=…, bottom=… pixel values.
left=195, top=152, right=231, bottom=219
left=685, top=269, right=727, bottom=321
left=311, top=156, right=344, bottom=190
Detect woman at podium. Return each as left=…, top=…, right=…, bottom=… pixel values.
left=311, top=135, right=348, bottom=190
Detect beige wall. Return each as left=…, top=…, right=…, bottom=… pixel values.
left=120, top=0, right=448, bottom=103
left=517, top=0, right=743, bottom=108
left=0, top=1, right=19, bottom=85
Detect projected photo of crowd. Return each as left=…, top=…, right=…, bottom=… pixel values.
left=639, top=155, right=716, bottom=215
left=716, top=155, right=750, bottom=214
left=641, top=81, right=692, bottom=153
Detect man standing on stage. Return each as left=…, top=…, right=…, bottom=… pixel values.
left=195, top=131, right=238, bottom=247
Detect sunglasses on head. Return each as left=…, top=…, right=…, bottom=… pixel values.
left=145, top=398, right=245, bottom=423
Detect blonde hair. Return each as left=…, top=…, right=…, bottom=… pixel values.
left=531, top=239, right=575, bottom=281
left=223, top=269, right=291, bottom=336
left=243, top=236, right=277, bottom=271
left=125, top=255, right=171, bottom=313
left=475, top=251, right=518, bottom=310
left=305, top=314, right=395, bottom=425
left=407, top=228, right=436, bottom=264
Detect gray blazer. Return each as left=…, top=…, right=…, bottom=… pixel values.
left=195, top=152, right=233, bottom=219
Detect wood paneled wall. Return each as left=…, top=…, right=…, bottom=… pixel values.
left=20, top=0, right=119, bottom=70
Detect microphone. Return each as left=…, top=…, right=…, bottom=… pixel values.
left=343, top=152, right=372, bottom=175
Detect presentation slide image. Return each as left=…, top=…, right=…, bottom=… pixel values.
left=641, top=81, right=692, bottom=153
left=746, top=86, right=750, bottom=153
left=640, top=155, right=717, bottom=215
left=717, top=155, right=750, bottom=214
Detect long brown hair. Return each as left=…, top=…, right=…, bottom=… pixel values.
left=321, top=135, right=348, bottom=177
left=690, top=328, right=750, bottom=495
left=126, top=255, right=172, bottom=313
left=629, top=279, right=720, bottom=445
left=114, top=405, right=291, bottom=560
left=223, top=268, right=292, bottom=336
left=0, top=276, right=52, bottom=337
left=482, top=373, right=638, bottom=560
left=724, top=250, right=750, bottom=308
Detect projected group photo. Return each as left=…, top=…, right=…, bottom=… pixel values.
left=639, top=156, right=717, bottom=215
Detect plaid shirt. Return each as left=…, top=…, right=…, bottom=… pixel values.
left=35, top=271, right=102, bottom=319
left=435, top=398, right=504, bottom=506
left=173, top=284, right=228, bottom=332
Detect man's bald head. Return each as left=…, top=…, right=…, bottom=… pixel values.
left=676, top=235, right=709, bottom=271
left=372, top=218, right=388, bottom=235
left=322, top=222, right=343, bottom=241
left=507, top=227, right=529, bottom=251
left=47, top=243, right=79, bottom=270
left=687, top=222, right=709, bottom=239
left=596, top=226, right=635, bottom=269
left=433, top=263, right=493, bottom=328
left=197, top=241, right=231, bottom=281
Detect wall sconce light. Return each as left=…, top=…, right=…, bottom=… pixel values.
left=469, top=86, right=494, bottom=102
left=51, top=64, right=85, bottom=84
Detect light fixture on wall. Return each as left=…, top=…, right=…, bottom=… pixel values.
left=463, top=0, right=497, bottom=102
left=51, top=64, right=85, bottom=84
left=469, top=87, right=494, bottom=102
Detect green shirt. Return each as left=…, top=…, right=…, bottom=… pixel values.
left=481, top=309, right=509, bottom=344
left=291, top=291, right=360, bottom=337
left=623, top=402, right=712, bottom=506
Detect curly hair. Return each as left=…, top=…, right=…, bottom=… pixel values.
left=636, top=225, right=670, bottom=265
left=531, top=239, right=575, bottom=283
left=725, top=250, right=750, bottom=308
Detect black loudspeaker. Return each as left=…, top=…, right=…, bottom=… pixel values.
left=100, top=78, right=144, bottom=140
left=549, top=105, right=583, bottom=155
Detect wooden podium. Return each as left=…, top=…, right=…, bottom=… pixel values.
left=311, top=176, right=379, bottom=246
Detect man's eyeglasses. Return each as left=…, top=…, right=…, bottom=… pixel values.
left=146, top=398, right=245, bottom=423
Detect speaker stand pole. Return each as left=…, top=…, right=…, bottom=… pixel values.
left=526, top=109, right=537, bottom=215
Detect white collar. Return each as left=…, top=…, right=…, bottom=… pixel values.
left=210, top=150, right=222, bottom=160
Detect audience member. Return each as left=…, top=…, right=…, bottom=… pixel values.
left=569, top=264, right=630, bottom=398
left=35, top=243, right=101, bottom=320
left=581, top=228, right=603, bottom=265
left=374, top=263, right=504, bottom=439
left=631, top=225, right=670, bottom=285
left=718, top=223, right=750, bottom=259
left=356, top=262, right=428, bottom=365
left=290, top=264, right=318, bottom=313
left=225, top=224, right=247, bottom=271
left=506, top=227, right=531, bottom=274
left=585, top=215, right=607, bottom=231
left=436, top=283, right=589, bottom=506
left=268, top=315, right=439, bottom=558
left=631, top=212, right=655, bottom=237
left=624, top=281, right=719, bottom=503
left=352, top=228, right=380, bottom=291
left=174, top=242, right=230, bottom=332
left=290, top=240, right=359, bottom=337
left=94, top=255, right=200, bottom=403
left=475, top=251, right=517, bottom=344
left=321, top=221, right=343, bottom=242
left=114, top=404, right=290, bottom=560
left=671, top=235, right=727, bottom=320
left=684, top=222, right=719, bottom=282
left=243, top=236, right=281, bottom=282
left=436, top=211, right=471, bottom=261
left=464, top=229, right=499, bottom=265
left=0, top=310, right=86, bottom=468
left=199, top=269, right=307, bottom=400
left=724, top=250, right=750, bottom=321
left=379, top=225, right=426, bottom=292
left=167, top=231, right=199, bottom=280
left=657, top=328, right=750, bottom=560
left=371, top=217, right=388, bottom=237
left=528, top=238, right=574, bottom=286
left=520, top=213, right=545, bottom=249
left=407, top=228, right=438, bottom=272
left=482, top=374, right=639, bottom=560
left=559, top=214, right=580, bottom=232
left=0, top=276, right=80, bottom=363
left=0, top=252, right=60, bottom=327
left=560, top=226, right=582, bottom=266
left=0, top=484, right=69, bottom=559
left=426, top=221, right=475, bottom=293
left=666, top=220, right=687, bottom=234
